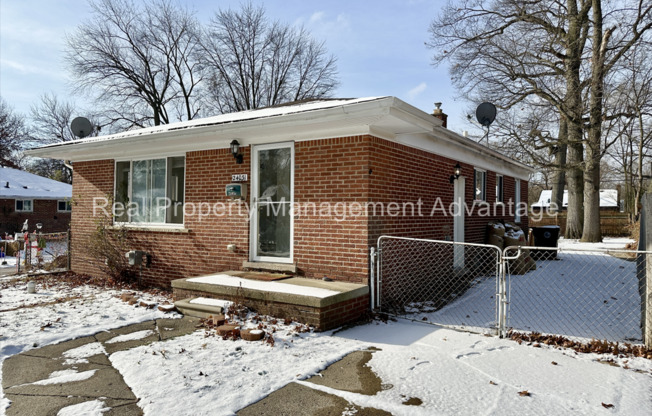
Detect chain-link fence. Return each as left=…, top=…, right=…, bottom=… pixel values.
left=373, top=236, right=652, bottom=346
left=374, top=236, right=502, bottom=335
left=504, top=246, right=650, bottom=345
left=20, top=231, right=70, bottom=273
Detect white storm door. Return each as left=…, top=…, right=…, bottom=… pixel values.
left=250, top=142, right=294, bottom=263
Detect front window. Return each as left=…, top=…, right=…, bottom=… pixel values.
left=16, top=199, right=33, bottom=212
left=474, top=169, right=486, bottom=201
left=115, top=156, right=185, bottom=224
left=58, top=200, right=72, bottom=212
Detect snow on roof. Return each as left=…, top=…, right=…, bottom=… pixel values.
left=532, top=189, right=619, bottom=208
left=0, top=167, right=72, bottom=200
left=33, top=97, right=386, bottom=150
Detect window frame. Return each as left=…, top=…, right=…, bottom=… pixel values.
left=57, top=199, right=72, bottom=212
left=474, top=168, right=487, bottom=201
left=15, top=199, right=33, bottom=212
left=496, top=174, right=504, bottom=203
left=515, top=179, right=522, bottom=223
left=113, top=155, right=186, bottom=227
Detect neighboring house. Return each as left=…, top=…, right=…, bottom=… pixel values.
left=531, top=189, right=620, bottom=211
left=27, top=97, right=533, bottom=289
left=0, top=167, right=72, bottom=234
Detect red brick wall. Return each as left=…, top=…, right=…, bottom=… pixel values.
left=69, top=135, right=528, bottom=288
left=0, top=198, right=71, bottom=235
left=367, top=138, right=527, bottom=246
left=464, top=170, right=529, bottom=244
left=294, top=137, right=370, bottom=282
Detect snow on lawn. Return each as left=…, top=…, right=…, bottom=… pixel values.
left=110, top=325, right=362, bottom=416
left=418, top=238, right=645, bottom=343
left=336, top=320, right=652, bottom=415
left=0, top=276, right=178, bottom=412
left=0, top=268, right=650, bottom=416
left=111, top=317, right=651, bottom=416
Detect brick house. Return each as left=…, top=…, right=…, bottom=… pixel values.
left=27, top=97, right=531, bottom=327
left=0, top=167, right=72, bottom=235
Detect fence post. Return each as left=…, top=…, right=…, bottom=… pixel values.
left=369, top=247, right=376, bottom=310
left=642, top=195, right=652, bottom=348
left=66, top=229, right=72, bottom=271
left=497, top=251, right=507, bottom=338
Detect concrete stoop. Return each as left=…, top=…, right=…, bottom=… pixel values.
left=172, top=272, right=370, bottom=330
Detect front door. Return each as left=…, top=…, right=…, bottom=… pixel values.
left=250, top=142, right=294, bottom=263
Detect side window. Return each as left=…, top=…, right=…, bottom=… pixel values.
left=496, top=175, right=504, bottom=203
left=515, top=179, right=522, bottom=222
left=58, top=200, right=72, bottom=212
left=16, top=200, right=33, bottom=212
left=474, top=169, right=486, bottom=201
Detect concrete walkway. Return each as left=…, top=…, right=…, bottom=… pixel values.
left=237, top=349, right=395, bottom=416
left=3, top=317, right=400, bottom=415
left=2, top=317, right=200, bottom=415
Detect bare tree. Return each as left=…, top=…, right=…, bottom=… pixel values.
left=65, top=0, right=203, bottom=128
left=200, top=3, right=339, bottom=113
left=428, top=0, right=652, bottom=241
left=0, top=98, right=30, bottom=168
left=28, top=93, right=101, bottom=183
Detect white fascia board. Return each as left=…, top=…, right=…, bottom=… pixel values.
left=24, top=96, right=532, bottom=179
left=394, top=131, right=532, bottom=181
left=26, top=98, right=396, bottom=161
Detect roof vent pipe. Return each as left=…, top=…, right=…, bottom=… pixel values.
left=4, top=182, right=8, bottom=188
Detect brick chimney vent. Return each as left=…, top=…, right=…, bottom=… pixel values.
left=432, top=102, right=448, bottom=128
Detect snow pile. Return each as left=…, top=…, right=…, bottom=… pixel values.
left=105, top=330, right=154, bottom=344
left=27, top=369, right=97, bottom=386
left=62, top=342, right=107, bottom=365
left=56, top=400, right=110, bottom=416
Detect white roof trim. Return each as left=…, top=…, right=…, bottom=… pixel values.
left=26, top=96, right=533, bottom=178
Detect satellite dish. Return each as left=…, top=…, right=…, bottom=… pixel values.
left=71, top=117, right=93, bottom=138
left=475, top=102, right=497, bottom=127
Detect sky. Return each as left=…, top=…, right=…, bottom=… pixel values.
left=0, top=0, right=478, bottom=135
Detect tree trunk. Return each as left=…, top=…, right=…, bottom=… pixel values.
left=581, top=0, right=608, bottom=242
left=564, top=0, right=587, bottom=239
left=550, top=119, right=568, bottom=214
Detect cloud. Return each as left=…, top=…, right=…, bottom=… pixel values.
left=0, top=59, right=51, bottom=76
left=309, top=11, right=325, bottom=23
left=407, top=82, right=427, bottom=100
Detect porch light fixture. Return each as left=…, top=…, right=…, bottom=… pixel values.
left=230, top=140, right=243, bottom=164
left=449, top=163, right=462, bottom=183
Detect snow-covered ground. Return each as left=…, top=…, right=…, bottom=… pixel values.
left=1, top=237, right=651, bottom=415
left=0, top=277, right=175, bottom=413
left=415, top=237, right=644, bottom=343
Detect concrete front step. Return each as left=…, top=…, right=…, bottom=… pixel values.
left=172, top=273, right=370, bottom=330
left=174, top=297, right=232, bottom=318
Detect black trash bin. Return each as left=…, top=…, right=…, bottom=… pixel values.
left=531, top=226, right=560, bottom=259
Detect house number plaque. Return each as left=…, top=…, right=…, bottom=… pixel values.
left=232, top=174, right=248, bottom=182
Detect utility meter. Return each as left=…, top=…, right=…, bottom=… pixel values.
left=126, top=250, right=145, bottom=266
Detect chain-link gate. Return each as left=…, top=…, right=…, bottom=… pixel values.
left=371, top=236, right=652, bottom=346
left=372, top=236, right=503, bottom=335
left=503, top=245, right=652, bottom=345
